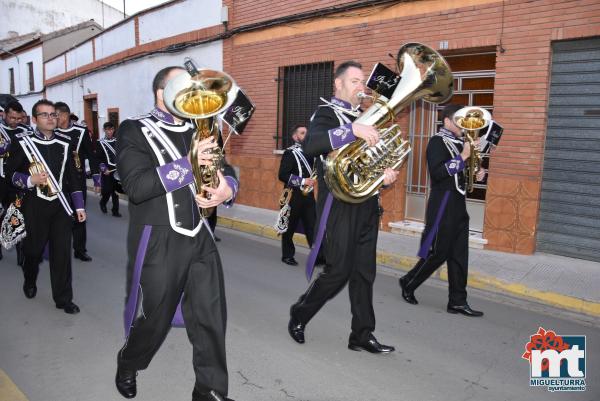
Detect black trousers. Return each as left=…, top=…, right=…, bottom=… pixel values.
left=100, top=173, right=120, bottom=214
left=292, top=196, right=379, bottom=343
left=22, top=196, right=74, bottom=307
left=402, top=190, right=469, bottom=305
left=118, top=224, right=228, bottom=396
left=281, top=189, right=316, bottom=259
left=207, top=207, right=217, bottom=233
left=72, top=180, right=87, bottom=253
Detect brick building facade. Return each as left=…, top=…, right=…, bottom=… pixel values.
left=37, top=0, right=600, bottom=259
left=222, top=0, right=600, bottom=258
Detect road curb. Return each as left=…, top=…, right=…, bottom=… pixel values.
left=218, top=216, right=600, bottom=318
left=0, top=369, right=28, bottom=401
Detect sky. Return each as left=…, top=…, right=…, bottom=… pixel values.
left=100, top=0, right=172, bottom=16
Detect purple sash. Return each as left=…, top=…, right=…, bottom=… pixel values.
left=417, top=190, right=451, bottom=259
left=305, top=193, right=333, bottom=281
left=123, top=225, right=185, bottom=337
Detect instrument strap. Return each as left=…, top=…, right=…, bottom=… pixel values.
left=100, top=139, right=117, bottom=166
left=21, top=136, right=74, bottom=215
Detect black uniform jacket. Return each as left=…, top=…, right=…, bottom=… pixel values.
left=56, top=123, right=100, bottom=176
left=5, top=130, right=82, bottom=203
left=303, top=105, right=357, bottom=209
left=278, top=144, right=314, bottom=189
left=426, top=135, right=466, bottom=193
left=116, top=114, right=238, bottom=233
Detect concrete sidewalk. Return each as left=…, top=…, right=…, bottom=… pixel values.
left=217, top=203, right=600, bottom=319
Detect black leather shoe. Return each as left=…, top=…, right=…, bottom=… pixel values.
left=112, top=211, right=122, bottom=217
left=288, top=306, right=305, bottom=344
left=74, top=251, right=92, bottom=262
left=447, top=303, right=484, bottom=317
left=23, top=283, right=37, bottom=299
left=281, top=257, right=298, bottom=266
left=115, top=367, right=137, bottom=399
left=398, top=276, right=418, bottom=305
left=214, top=236, right=221, bottom=242
left=348, top=335, right=395, bottom=353
left=100, top=203, right=107, bottom=214
left=57, top=302, right=80, bottom=314
left=192, top=388, right=235, bottom=401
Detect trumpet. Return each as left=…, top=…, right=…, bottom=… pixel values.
left=453, top=106, right=492, bottom=193
left=300, top=171, right=317, bottom=195
left=29, top=153, right=59, bottom=196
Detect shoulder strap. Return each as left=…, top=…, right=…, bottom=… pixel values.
left=21, top=136, right=74, bottom=215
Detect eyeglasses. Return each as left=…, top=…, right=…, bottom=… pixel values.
left=35, top=112, right=59, bottom=119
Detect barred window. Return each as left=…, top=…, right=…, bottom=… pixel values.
left=276, top=61, right=333, bottom=149
left=9, top=68, right=15, bottom=94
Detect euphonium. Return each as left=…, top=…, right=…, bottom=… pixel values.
left=29, top=153, right=59, bottom=196
left=163, top=60, right=238, bottom=217
left=453, top=106, right=492, bottom=193
left=324, top=43, right=454, bottom=203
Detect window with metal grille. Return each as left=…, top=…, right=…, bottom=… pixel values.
left=9, top=68, right=15, bottom=94
left=108, top=108, right=119, bottom=130
left=407, top=62, right=496, bottom=201
left=27, top=62, right=34, bottom=91
left=405, top=52, right=496, bottom=228
left=276, top=61, right=333, bottom=149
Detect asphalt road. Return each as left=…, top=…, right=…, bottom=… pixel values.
left=0, top=198, right=598, bottom=401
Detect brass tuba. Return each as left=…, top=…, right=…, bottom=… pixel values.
left=163, top=60, right=238, bottom=217
left=324, top=43, right=454, bottom=203
left=453, top=106, right=492, bottom=193
left=29, top=153, right=59, bottom=196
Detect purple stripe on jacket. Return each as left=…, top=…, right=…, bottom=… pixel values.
left=328, top=123, right=356, bottom=149
left=156, top=157, right=194, bottom=193
left=71, top=191, right=84, bottom=210
left=445, top=156, right=465, bottom=176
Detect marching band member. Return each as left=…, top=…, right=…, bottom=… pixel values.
left=287, top=61, right=398, bottom=353
left=98, top=121, right=121, bottom=217
left=55, top=101, right=101, bottom=262
left=1, top=101, right=31, bottom=264
left=5, top=99, right=86, bottom=314
left=114, top=66, right=239, bottom=401
left=277, top=125, right=317, bottom=266
left=399, top=104, right=485, bottom=316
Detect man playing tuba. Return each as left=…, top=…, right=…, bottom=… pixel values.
left=114, top=66, right=240, bottom=401
left=287, top=61, right=399, bottom=353
left=398, top=104, right=486, bottom=316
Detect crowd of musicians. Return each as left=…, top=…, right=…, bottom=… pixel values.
left=0, top=53, right=497, bottom=401
left=0, top=99, right=122, bottom=313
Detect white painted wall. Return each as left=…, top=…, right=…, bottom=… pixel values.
left=0, top=45, right=43, bottom=95
left=138, top=0, right=222, bottom=44
left=66, top=41, right=94, bottom=71
left=16, top=92, right=43, bottom=118
left=94, top=20, right=136, bottom=60
left=0, top=0, right=123, bottom=38
left=46, top=56, right=66, bottom=79
left=45, top=41, right=223, bottom=137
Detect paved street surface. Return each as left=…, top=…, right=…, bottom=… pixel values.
left=1, top=199, right=598, bottom=401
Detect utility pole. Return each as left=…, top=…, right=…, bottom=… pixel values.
left=123, top=0, right=126, bottom=18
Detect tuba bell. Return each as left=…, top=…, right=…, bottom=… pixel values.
left=324, top=43, right=454, bottom=203
left=453, top=106, right=492, bottom=193
left=163, top=59, right=238, bottom=218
